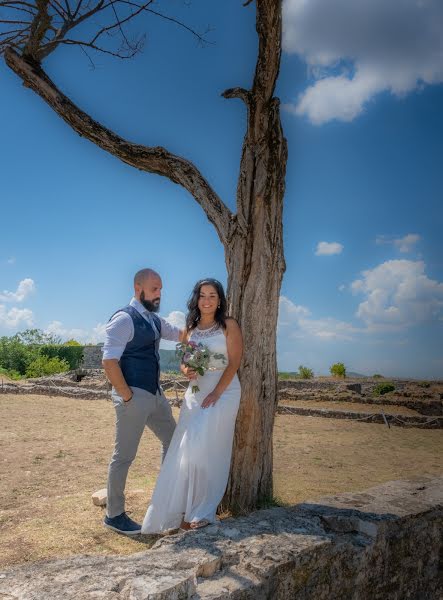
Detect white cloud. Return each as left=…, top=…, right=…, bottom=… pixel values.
left=283, top=0, right=443, bottom=123
left=315, top=241, right=343, bottom=256
left=45, top=321, right=107, bottom=344
left=163, top=310, right=186, bottom=329
left=0, top=278, right=35, bottom=303
left=160, top=311, right=186, bottom=350
left=89, top=323, right=107, bottom=344
left=278, top=296, right=361, bottom=341
left=375, top=233, right=421, bottom=253
left=0, top=305, right=34, bottom=328
left=351, top=259, right=443, bottom=330
left=44, top=311, right=185, bottom=347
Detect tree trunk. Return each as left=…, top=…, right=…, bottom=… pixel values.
left=222, top=99, right=287, bottom=511
left=221, top=0, right=287, bottom=510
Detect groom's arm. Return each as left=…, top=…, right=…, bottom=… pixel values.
left=102, top=312, right=134, bottom=401
left=159, top=317, right=186, bottom=342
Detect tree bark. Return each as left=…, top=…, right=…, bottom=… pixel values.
left=3, top=0, right=287, bottom=513
left=221, top=0, right=287, bottom=511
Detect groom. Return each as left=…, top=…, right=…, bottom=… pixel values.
left=102, top=268, right=185, bottom=535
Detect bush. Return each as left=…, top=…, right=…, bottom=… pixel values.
left=0, top=366, right=22, bottom=380
left=298, top=365, right=314, bottom=379
left=0, top=335, right=39, bottom=375
left=39, top=345, right=84, bottom=370
left=25, top=355, right=70, bottom=378
left=372, top=373, right=384, bottom=379
left=330, top=362, right=346, bottom=378
left=373, top=382, right=395, bottom=396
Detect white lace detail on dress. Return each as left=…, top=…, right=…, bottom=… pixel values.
left=190, top=324, right=223, bottom=340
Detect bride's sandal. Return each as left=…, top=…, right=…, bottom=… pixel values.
left=179, top=519, right=192, bottom=532
left=190, top=519, right=210, bottom=530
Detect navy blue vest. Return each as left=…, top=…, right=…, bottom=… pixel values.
left=111, top=305, right=161, bottom=395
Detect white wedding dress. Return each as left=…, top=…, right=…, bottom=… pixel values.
left=141, top=324, right=241, bottom=533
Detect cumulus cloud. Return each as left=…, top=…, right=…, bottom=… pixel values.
left=160, top=310, right=186, bottom=350
left=44, top=311, right=185, bottom=347
left=283, top=0, right=443, bottom=123
left=45, top=321, right=107, bottom=344
left=315, top=241, right=343, bottom=256
left=163, top=310, right=186, bottom=329
left=351, top=259, right=443, bottom=330
left=0, top=305, right=34, bottom=328
left=0, top=278, right=35, bottom=302
left=279, top=296, right=361, bottom=341
left=375, top=233, right=421, bottom=253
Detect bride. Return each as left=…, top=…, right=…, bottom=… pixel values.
left=141, top=278, right=243, bottom=533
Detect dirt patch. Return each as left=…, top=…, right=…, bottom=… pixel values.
left=280, top=399, right=422, bottom=416
left=0, top=393, right=442, bottom=569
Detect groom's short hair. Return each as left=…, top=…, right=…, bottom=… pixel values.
left=134, top=268, right=160, bottom=286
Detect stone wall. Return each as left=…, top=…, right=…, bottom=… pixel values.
left=1, top=475, right=441, bottom=599
left=82, top=345, right=104, bottom=369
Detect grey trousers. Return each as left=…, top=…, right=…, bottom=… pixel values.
left=106, top=385, right=176, bottom=518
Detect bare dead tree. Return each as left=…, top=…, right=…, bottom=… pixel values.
left=1, top=0, right=287, bottom=512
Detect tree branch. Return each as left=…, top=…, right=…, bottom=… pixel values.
left=221, top=87, right=251, bottom=106
left=4, top=46, right=234, bottom=245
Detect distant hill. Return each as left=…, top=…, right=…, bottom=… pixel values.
left=159, top=349, right=180, bottom=372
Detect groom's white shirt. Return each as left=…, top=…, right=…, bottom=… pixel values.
left=102, top=297, right=181, bottom=360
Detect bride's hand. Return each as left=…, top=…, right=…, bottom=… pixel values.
left=181, top=363, right=197, bottom=380
left=201, top=391, right=220, bottom=409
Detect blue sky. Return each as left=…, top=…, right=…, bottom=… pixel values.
left=1, top=0, right=442, bottom=378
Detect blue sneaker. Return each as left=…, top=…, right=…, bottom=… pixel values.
left=104, top=512, right=142, bottom=536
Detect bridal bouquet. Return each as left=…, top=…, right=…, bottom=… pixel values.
left=176, top=340, right=226, bottom=394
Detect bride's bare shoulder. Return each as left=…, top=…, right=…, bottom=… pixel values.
left=224, top=317, right=241, bottom=334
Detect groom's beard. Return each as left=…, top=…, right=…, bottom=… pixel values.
left=140, top=291, right=160, bottom=313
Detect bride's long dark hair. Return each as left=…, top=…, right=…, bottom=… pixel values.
left=186, top=278, right=228, bottom=331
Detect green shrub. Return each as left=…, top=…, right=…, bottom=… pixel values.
left=330, top=362, right=346, bottom=378
left=25, top=356, right=70, bottom=378
left=64, top=339, right=82, bottom=346
left=373, top=382, right=395, bottom=396
left=372, top=373, right=384, bottom=379
left=39, top=345, right=84, bottom=370
left=0, top=335, right=39, bottom=374
left=298, top=365, right=314, bottom=379
left=0, top=366, right=22, bottom=380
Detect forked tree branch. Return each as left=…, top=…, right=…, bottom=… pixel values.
left=4, top=46, right=235, bottom=245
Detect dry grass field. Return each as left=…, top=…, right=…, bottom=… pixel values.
left=0, top=393, right=442, bottom=569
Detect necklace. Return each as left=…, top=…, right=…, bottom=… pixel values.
left=197, top=320, right=217, bottom=331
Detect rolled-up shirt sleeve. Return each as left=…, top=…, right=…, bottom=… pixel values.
left=159, top=317, right=182, bottom=342
left=102, top=312, right=134, bottom=360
